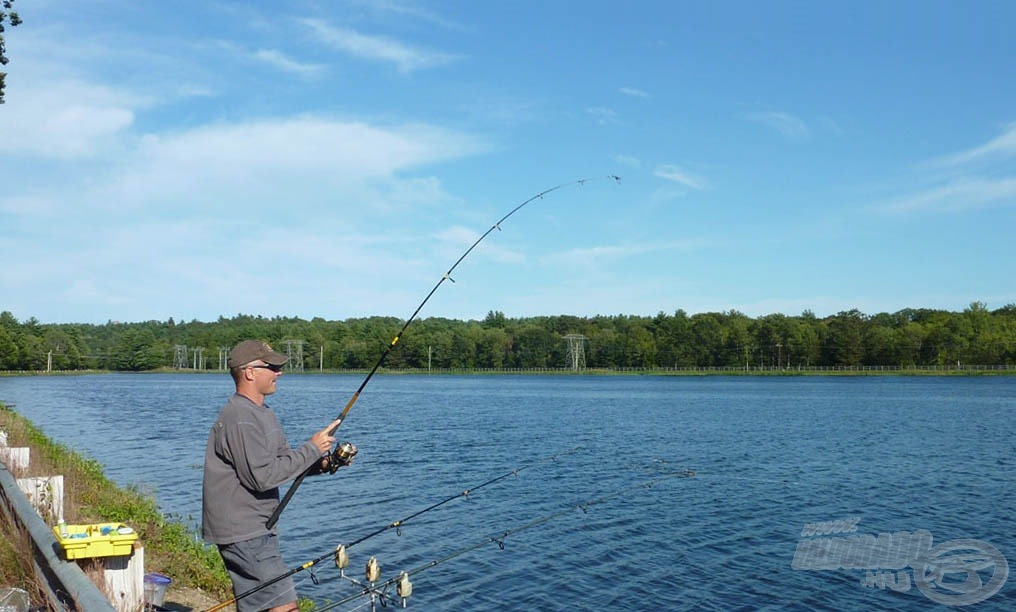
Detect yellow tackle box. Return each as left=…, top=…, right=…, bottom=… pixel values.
left=53, top=522, right=138, bottom=559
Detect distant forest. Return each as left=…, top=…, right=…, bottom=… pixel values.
left=1, top=303, right=1014, bottom=372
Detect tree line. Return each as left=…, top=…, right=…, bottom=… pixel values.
left=1, top=303, right=1014, bottom=372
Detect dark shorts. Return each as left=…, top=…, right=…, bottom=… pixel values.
left=218, top=533, right=296, bottom=612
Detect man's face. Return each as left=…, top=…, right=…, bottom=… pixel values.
left=246, top=361, right=283, bottom=395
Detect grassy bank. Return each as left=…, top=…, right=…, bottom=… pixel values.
left=0, top=502, right=38, bottom=601
left=0, top=401, right=231, bottom=600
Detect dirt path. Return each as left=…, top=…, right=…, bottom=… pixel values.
left=160, top=585, right=231, bottom=611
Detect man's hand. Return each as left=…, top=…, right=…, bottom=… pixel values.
left=310, top=418, right=342, bottom=454
left=322, top=442, right=358, bottom=474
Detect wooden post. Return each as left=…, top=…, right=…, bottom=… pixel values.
left=97, top=545, right=145, bottom=612
left=16, top=475, right=64, bottom=524
left=0, top=446, right=30, bottom=471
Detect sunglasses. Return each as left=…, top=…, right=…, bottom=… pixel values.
left=248, top=363, right=284, bottom=372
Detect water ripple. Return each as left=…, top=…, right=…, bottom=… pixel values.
left=1, top=374, right=1013, bottom=610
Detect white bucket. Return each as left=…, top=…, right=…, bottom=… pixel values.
left=143, top=573, right=171, bottom=608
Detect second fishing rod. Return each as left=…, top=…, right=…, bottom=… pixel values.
left=316, top=466, right=698, bottom=612
left=205, top=448, right=581, bottom=612
left=266, top=175, right=621, bottom=529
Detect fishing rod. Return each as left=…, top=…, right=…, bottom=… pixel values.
left=316, top=468, right=697, bottom=611
left=207, top=448, right=582, bottom=612
left=267, top=175, right=621, bottom=529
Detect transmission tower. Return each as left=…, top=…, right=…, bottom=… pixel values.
left=218, top=347, right=230, bottom=370
left=173, top=345, right=188, bottom=369
left=191, top=347, right=206, bottom=370
left=565, top=334, right=587, bottom=370
left=282, top=339, right=305, bottom=372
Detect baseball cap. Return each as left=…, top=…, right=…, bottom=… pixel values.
left=228, top=340, right=288, bottom=369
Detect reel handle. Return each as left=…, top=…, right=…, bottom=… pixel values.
left=326, top=441, right=358, bottom=474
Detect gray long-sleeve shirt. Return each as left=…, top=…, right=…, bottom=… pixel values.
left=202, top=393, right=321, bottom=545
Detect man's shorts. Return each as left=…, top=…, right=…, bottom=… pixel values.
left=218, top=533, right=297, bottom=612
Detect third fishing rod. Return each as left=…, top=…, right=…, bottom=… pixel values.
left=207, top=448, right=582, bottom=612
left=316, top=467, right=698, bottom=611
left=266, top=175, right=621, bottom=529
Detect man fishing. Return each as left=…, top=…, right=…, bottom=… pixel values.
left=202, top=340, right=355, bottom=612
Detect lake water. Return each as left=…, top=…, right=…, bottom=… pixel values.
left=1, top=374, right=1013, bottom=610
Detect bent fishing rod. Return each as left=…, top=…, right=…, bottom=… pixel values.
left=207, top=449, right=582, bottom=612
left=266, top=175, right=621, bottom=529
left=317, top=467, right=697, bottom=611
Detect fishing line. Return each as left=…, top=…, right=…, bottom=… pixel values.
left=346, top=446, right=581, bottom=547
left=267, top=174, right=621, bottom=530
left=316, top=468, right=697, bottom=611
left=205, top=447, right=582, bottom=612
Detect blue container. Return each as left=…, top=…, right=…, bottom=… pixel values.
left=143, top=573, right=171, bottom=607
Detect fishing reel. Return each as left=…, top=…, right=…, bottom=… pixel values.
left=324, top=441, right=358, bottom=474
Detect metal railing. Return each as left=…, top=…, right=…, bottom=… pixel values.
left=0, top=462, right=115, bottom=611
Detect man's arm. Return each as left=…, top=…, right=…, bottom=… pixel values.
left=225, top=412, right=324, bottom=492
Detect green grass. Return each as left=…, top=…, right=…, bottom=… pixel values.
left=0, top=402, right=231, bottom=598
left=0, top=508, right=40, bottom=602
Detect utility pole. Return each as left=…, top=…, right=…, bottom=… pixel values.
left=282, top=339, right=305, bottom=372
left=174, top=345, right=188, bottom=369
left=565, top=334, right=587, bottom=371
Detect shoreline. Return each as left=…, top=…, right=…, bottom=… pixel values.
left=4, top=365, right=1014, bottom=377
left=0, top=402, right=230, bottom=610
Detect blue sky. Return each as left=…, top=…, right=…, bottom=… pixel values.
left=1, top=1, right=1013, bottom=325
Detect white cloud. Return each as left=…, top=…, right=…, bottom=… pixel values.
left=433, top=225, right=525, bottom=265
left=619, top=87, right=650, bottom=98
left=934, top=121, right=1016, bottom=166
left=175, top=83, right=217, bottom=99
left=457, top=95, right=541, bottom=125
left=0, top=78, right=137, bottom=159
left=586, top=107, right=620, bottom=125
left=93, top=117, right=486, bottom=214
left=654, top=164, right=707, bottom=190
left=346, top=0, right=468, bottom=31
left=743, top=111, right=810, bottom=140
left=1, top=94, right=490, bottom=322
left=550, top=239, right=709, bottom=267
left=301, top=19, right=456, bottom=72
left=613, top=154, right=641, bottom=168
left=818, top=116, right=844, bottom=136
left=881, top=177, right=1016, bottom=213
left=253, top=49, right=326, bottom=77
left=879, top=122, right=1016, bottom=214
